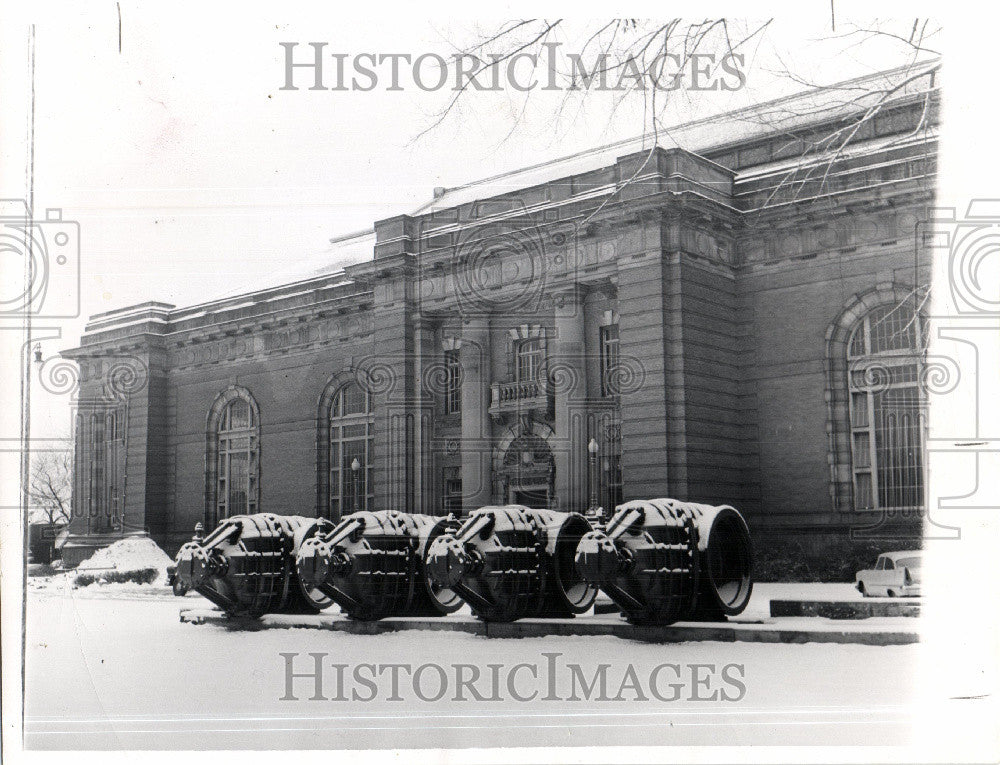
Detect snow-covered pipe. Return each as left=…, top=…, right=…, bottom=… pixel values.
left=425, top=505, right=597, bottom=622
left=295, top=509, right=462, bottom=621
left=172, top=513, right=334, bottom=618
left=574, top=498, right=753, bottom=625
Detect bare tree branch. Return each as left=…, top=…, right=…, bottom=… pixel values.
left=413, top=19, right=940, bottom=217
left=29, top=449, right=73, bottom=526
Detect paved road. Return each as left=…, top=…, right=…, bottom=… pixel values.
left=24, top=588, right=920, bottom=750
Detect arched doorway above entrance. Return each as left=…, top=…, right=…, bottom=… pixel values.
left=493, top=420, right=555, bottom=508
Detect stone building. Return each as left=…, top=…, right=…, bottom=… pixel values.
left=60, top=64, right=939, bottom=562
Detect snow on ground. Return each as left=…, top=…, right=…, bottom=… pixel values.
left=29, top=536, right=175, bottom=594
left=594, top=583, right=882, bottom=622
left=25, top=586, right=923, bottom=751
left=75, top=535, right=174, bottom=581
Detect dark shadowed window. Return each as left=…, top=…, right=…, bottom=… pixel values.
left=89, top=413, right=105, bottom=519
left=599, top=324, right=620, bottom=397
left=444, top=349, right=462, bottom=415
left=443, top=466, right=463, bottom=515
left=603, top=421, right=623, bottom=510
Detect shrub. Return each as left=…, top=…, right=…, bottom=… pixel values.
left=73, top=567, right=160, bottom=587
left=28, top=563, right=59, bottom=577
left=753, top=537, right=921, bottom=582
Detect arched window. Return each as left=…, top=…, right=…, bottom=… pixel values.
left=327, top=381, right=374, bottom=518
left=515, top=338, right=544, bottom=383
left=207, top=387, right=260, bottom=525
left=846, top=303, right=926, bottom=512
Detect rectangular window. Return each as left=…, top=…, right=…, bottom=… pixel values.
left=873, top=388, right=923, bottom=511
left=605, top=453, right=623, bottom=510
left=444, top=349, right=461, bottom=415
left=341, top=441, right=367, bottom=514
left=600, top=324, right=620, bottom=397
left=90, top=415, right=105, bottom=519
left=603, top=420, right=623, bottom=511
left=851, top=393, right=869, bottom=427
left=228, top=452, right=249, bottom=515
left=855, top=472, right=873, bottom=509
left=852, top=433, right=871, bottom=469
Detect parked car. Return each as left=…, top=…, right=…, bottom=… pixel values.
left=855, top=551, right=922, bottom=597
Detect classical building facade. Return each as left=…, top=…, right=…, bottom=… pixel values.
left=61, top=65, right=939, bottom=561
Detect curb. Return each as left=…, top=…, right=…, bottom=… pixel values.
left=769, top=599, right=921, bottom=619
left=179, top=608, right=919, bottom=646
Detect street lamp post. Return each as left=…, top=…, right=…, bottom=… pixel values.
left=587, top=438, right=601, bottom=516
left=351, top=458, right=362, bottom=512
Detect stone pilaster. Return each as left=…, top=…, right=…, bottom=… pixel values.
left=459, top=318, right=492, bottom=512
left=412, top=317, right=437, bottom=514
left=349, top=217, right=421, bottom=514
left=616, top=225, right=675, bottom=501
left=61, top=334, right=168, bottom=565
left=367, top=280, right=415, bottom=514
left=552, top=287, right=589, bottom=512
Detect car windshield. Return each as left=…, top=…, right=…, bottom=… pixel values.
left=897, top=556, right=921, bottom=569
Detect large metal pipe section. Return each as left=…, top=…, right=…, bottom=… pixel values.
left=424, top=505, right=598, bottom=622
left=295, top=510, right=463, bottom=621
left=171, top=513, right=334, bottom=618
left=574, top=498, right=753, bottom=625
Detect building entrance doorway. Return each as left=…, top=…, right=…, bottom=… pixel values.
left=497, top=430, right=554, bottom=510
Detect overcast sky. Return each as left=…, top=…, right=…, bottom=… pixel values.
left=0, top=4, right=962, bottom=439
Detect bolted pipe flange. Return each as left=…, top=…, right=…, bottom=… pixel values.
left=425, top=535, right=473, bottom=589
left=297, top=538, right=343, bottom=587
left=172, top=513, right=331, bottom=618
left=574, top=531, right=625, bottom=584
left=295, top=538, right=324, bottom=587
left=174, top=542, right=212, bottom=589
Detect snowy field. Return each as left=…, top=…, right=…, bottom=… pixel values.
left=24, top=581, right=920, bottom=751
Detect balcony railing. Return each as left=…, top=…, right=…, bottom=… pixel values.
left=489, top=379, right=549, bottom=416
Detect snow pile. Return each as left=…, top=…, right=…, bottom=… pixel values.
left=76, top=536, right=174, bottom=586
